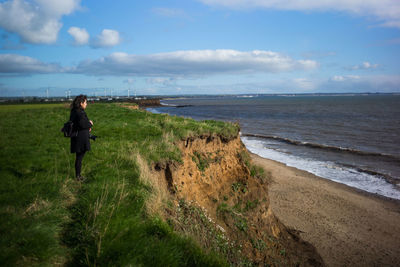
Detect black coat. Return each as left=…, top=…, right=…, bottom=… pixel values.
left=70, top=108, right=92, bottom=153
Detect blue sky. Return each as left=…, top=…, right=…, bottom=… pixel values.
left=0, top=0, right=399, bottom=96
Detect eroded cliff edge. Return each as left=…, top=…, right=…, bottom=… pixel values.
left=152, top=133, right=324, bottom=266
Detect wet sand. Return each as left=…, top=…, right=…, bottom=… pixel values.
left=251, top=153, right=400, bottom=267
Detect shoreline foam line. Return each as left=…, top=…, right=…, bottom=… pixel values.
left=241, top=136, right=400, bottom=200
left=241, top=133, right=400, bottom=161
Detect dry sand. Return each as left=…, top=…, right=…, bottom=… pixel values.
left=251, top=154, right=400, bottom=267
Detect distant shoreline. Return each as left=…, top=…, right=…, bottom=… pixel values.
left=1, top=92, right=400, bottom=103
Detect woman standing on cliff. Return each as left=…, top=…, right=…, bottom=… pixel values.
left=70, top=95, right=93, bottom=181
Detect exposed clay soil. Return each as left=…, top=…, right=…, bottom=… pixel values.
left=153, top=135, right=324, bottom=266
left=251, top=154, right=400, bottom=267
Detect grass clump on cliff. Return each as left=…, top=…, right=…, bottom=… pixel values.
left=0, top=103, right=237, bottom=266
left=238, top=150, right=271, bottom=183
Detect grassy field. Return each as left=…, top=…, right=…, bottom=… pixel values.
left=0, top=103, right=239, bottom=266
left=0, top=103, right=66, bottom=112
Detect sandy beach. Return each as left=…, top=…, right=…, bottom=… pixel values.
left=251, top=154, right=400, bottom=267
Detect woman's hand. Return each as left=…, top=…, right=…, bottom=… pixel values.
left=90, top=120, right=93, bottom=126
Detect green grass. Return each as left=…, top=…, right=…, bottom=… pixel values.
left=0, top=103, right=65, bottom=112
left=192, top=152, right=210, bottom=172
left=0, top=103, right=238, bottom=266
left=238, top=151, right=269, bottom=182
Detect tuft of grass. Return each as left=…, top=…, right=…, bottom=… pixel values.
left=216, top=202, right=231, bottom=220
left=244, top=199, right=260, bottom=212
left=192, top=151, right=210, bottom=172
left=238, top=151, right=269, bottom=181
left=171, top=199, right=246, bottom=266
left=217, top=202, right=248, bottom=232
left=280, top=249, right=286, bottom=256
left=250, top=238, right=267, bottom=251
left=234, top=217, right=248, bottom=232
left=231, top=181, right=247, bottom=193
left=250, top=165, right=265, bottom=178
left=135, top=153, right=170, bottom=216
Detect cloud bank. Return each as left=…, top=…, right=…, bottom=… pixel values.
left=73, top=49, right=317, bottom=76
left=199, top=0, right=400, bottom=28
left=331, top=75, right=360, bottom=82
left=0, top=0, right=81, bottom=44
left=350, top=61, right=379, bottom=70
left=326, top=74, right=400, bottom=92
left=2, top=50, right=397, bottom=94
left=1, top=49, right=317, bottom=76
left=139, top=74, right=400, bottom=95
left=0, top=54, right=60, bottom=74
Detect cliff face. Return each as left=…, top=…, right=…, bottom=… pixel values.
left=129, top=98, right=161, bottom=107
left=154, top=134, right=324, bottom=266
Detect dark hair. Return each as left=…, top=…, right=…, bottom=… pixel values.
left=71, top=94, right=87, bottom=110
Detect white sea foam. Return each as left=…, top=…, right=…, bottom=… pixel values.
left=146, top=108, right=162, bottom=114
left=160, top=101, right=176, bottom=107
left=242, top=137, right=400, bottom=200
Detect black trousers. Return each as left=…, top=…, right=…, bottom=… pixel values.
left=75, top=151, right=86, bottom=177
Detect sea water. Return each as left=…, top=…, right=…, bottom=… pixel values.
left=150, top=95, right=400, bottom=200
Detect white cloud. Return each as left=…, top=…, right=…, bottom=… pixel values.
left=35, top=0, right=81, bottom=16
left=90, top=29, right=121, bottom=48
left=73, top=49, right=318, bottom=76
left=350, top=61, right=379, bottom=70
left=0, top=0, right=81, bottom=44
left=293, top=78, right=317, bottom=90
left=199, top=0, right=400, bottom=28
left=68, top=27, right=89, bottom=45
left=0, top=54, right=60, bottom=74
left=362, top=62, right=375, bottom=69
left=68, top=27, right=121, bottom=48
left=331, top=75, right=360, bottom=81
left=331, top=75, right=345, bottom=82
left=146, top=77, right=177, bottom=85
left=324, top=74, right=400, bottom=92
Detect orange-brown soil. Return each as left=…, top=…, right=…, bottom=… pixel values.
left=118, top=103, right=139, bottom=110
left=153, top=134, right=324, bottom=266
